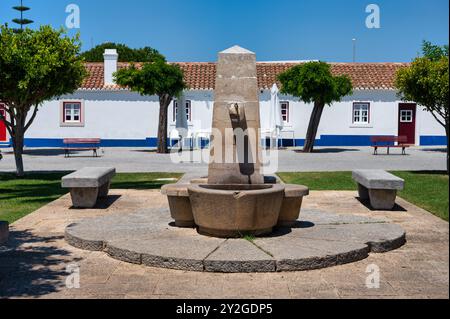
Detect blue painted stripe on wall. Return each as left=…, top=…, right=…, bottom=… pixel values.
left=280, top=135, right=396, bottom=147
left=3, top=135, right=444, bottom=149
left=420, top=136, right=447, bottom=146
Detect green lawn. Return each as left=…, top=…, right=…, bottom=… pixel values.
left=0, top=172, right=182, bottom=224
left=278, top=171, right=449, bottom=221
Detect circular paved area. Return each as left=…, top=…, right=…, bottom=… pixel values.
left=65, top=209, right=406, bottom=273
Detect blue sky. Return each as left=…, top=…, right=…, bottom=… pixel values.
left=0, top=0, right=448, bottom=62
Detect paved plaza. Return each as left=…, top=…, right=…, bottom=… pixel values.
left=0, top=189, right=448, bottom=299
left=0, top=146, right=447, bottom=174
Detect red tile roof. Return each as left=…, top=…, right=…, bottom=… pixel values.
left=81, top=62, right=409, bottom=91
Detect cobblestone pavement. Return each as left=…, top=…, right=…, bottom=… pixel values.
left=0, top=190, right=448, bottom=299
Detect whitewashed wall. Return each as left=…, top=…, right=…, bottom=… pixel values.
left=19, top=89, right=446, bottom=147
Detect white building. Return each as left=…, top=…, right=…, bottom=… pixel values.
left=0, top=49, right=446, bottom=148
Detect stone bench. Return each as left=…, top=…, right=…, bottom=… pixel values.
left=0, top=221, right=9, bottom=245
left=352, top=170, right=404, bottom=210
left=62, top=167, right=116, bottom=208
left=161, top=184, right=195, bottom=227
left=278, top=185, right=310, bottom=227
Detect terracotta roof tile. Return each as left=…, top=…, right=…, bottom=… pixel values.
left=80, top=62, right=409, bottom=91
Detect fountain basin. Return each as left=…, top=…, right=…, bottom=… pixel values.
left=188, top=184, right=285, bottom=238
left=278, top=185, right=310, bottom=227
left=161, top=184, right=195, bottom=227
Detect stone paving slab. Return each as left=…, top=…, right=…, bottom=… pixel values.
left=64, top=207, right=406, bottom=273
left=204, top=239, right=276, bottom=273
left=254, top=237, right=370, bottom=271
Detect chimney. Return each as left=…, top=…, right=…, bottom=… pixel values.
left=103, top=49, right=118, bottom=86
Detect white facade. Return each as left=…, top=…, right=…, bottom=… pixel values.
left=5, top=88, right=442, bottom=148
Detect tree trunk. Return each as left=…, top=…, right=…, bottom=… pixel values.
left=303, top=101, right=325, bottom=153
left=157, top=94, right=172, bottom=154
left=12, top=123, right=25, bottom=177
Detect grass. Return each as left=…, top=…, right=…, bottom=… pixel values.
left=278, top=171, right=449, bottom=221
left=0, top=172, right=182, bottom=224
left=243, top=234, right=256, bottom=242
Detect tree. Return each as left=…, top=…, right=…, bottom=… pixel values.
left=396, top=41, right=449, bottom=173
left=0, top=25, right=87, bottom=176
left=421, top=40, right=449, bottom=62
left=278, top=62, right=353, bottom=152
left=115, top=61, right=186, bottom=153
left=81, top=43, right=165, bottom=62
left=12, top=0, right=33, bottom=31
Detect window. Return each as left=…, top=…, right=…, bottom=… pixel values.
left=400, top=110, right=413, bottom=123
left=63, top=102, right=82, bottom=123
left=280, top=102, right=289, bottom=123
left=173, top=100, right=191, bottom=122
left=353, top=102, right=370, bottom=124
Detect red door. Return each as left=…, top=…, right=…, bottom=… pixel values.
left=0, top=104, right=7, bottom=142
left=398, top=103, right=416, bottom=144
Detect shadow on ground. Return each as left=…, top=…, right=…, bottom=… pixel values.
left=265, top=221, right=316, bottom=237
left=22, top=149, right=66, bottom=157
left=294, top=148, right=360, bottom=154
left=420, top=148, right=447, bottom=153
left=0, top=230, right=81, bottom=298
left=68, top=195, right=121, bottom=210
left=0, top=173, right=69, bottom=202
left=356, top=197, right=407, bottom=212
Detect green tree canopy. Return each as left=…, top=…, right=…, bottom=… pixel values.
left=396, top=41, right=449, bottom=172
left=81, top=43, right=165, bottom=62
left=0, top=25, right=87, bottom=175
left=421, top=40, right=449, bottom=62
left=115, top=61, right=186, bottom=153
left=278, top=62, right=353, bottom=152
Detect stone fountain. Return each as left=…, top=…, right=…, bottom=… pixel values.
left=64, top=46, right=406, bottom=273
left=162, top=46, right=309, bottom=238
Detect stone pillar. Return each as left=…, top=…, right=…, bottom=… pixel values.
left=208, top=46, right=264, bottom=185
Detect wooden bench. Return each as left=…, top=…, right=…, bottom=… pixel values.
left=62, top=167, right=116, bottom=208
left=352, top=170, right=405, bottom=210
left=63, top=138, right=101, bottom=158
left=371, top=136, right=410, bottom=155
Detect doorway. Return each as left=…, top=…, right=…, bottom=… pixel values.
left=398, top=103, right=416, bottom=144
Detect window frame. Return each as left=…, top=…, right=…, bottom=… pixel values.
left=399, top=109, right=413, bottom=123
left=280, top=101, right=290, bottom=124
left=60, top=100, right=85, bottom=127
left=352, top=102, right=371, bottom=125
left=173, top=100, right=192, bottom=123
